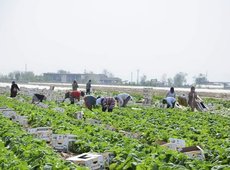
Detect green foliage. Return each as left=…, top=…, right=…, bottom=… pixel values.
left=0, top=94, right=229, bottom=169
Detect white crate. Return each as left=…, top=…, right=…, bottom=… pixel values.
left=66, top=153, right=104, bottom=170
left=53, top=107, right=65, bottom=113
left=180, top=146, right=205, bottom=160
left=51, top=134, right=77, bottom=152
left=169, top=138, right=186, bottom=149
left=102, top=152, right=115, bottom=167
left=143, top=88, right=152, bottom=98
left=1, top=110, right=17, bottom=120
left=75, top=111, right=84, bottom=120
left=28, top=127, right=52, bottom=142
left=36, top=102, right=49, bottom=108
left=0, top=107, right=7, bottom=110
left=160, top=138, right=186, bottom=151
left=15, top=115, right=28, bottom=128
left=86, top=118, right=101, bottom=125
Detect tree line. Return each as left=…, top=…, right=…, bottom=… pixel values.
left=0, top=70, right=208, bottom=87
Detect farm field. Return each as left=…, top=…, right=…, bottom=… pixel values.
left=0, top=87, right=229, bottom=170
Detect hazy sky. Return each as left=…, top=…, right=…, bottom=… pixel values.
left=0, top=0, right=230, bottom=83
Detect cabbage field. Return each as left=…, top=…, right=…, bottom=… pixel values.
left=0, top=87, right=229, bottom=170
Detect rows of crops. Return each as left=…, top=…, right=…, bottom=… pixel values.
left=0, top=92, right=229, bottom=169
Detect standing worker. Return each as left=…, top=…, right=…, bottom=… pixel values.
left=86, top=80, right=92, bottom=95
left=72, top=80, right=79, bottom=91
left=10, top=81, right=20, bottom=98
left=188, top=86, right=200, bottom=111
left=188, top=86, right=207, bottom=112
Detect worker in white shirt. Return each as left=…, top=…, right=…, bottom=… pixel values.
left=162, top=96, right=176, bottom=108
left=115, top=93, right=132, bottom=107
left=166, top=87, right=176, bottom=98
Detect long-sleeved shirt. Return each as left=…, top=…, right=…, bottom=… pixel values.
left=164, top=97, right=176, bottom=108
left=72, top=82, right=79, bottom=91
left=11, top=84, right=20, bottom=92
left=166, top=91, right=176, bottom=98
left=101, top=97, right=115, bottom=109
left=86, top=82, right=91, bottom=90
left=116, top=93, right=130, bottom=107
left=84, top=95, right=96, bottom=110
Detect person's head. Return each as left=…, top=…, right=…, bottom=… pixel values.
left=80, top=91, right=85, bottom=97
left=65, top=91, right=70, bottom=99
left=114, top=96, right=118, bottom=101
left=89, top=80, right=91, bottom=82
left=191, top=86, right=195, bottom=92
left=73, top=80, right=77, bottom=83
left=170, top=87, right=174, bottom=93
left=162, top=99, right=167, bottom=104
left=12, top=81, right=15, bottom=84
left=96, top=96, right=102, bottom=105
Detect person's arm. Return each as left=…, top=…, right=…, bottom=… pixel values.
left=109, top=98, right=115, bottom=109
left=16, top=85, right=20, bottom=90
left=196, top=94, right=202, bottom=102
left=117, top=96, right=123, bottom=107
left=102, top=98, right=107, bottom=108
left=166, top=91, right=169, bottom=97
left=167, top=99, right=173, bottom=108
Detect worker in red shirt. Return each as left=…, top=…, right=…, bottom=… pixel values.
left=64, top=90, right=85, bottom=104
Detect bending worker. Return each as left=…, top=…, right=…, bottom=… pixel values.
left=96, top=97, right=115, bottom=112
left=84, top=95, right=97, bottom=110
left=32, top=94, right=47, bottom=103
left=115, top=93, right=132, bottom=107
left=64, top=90, right=85, bottom=104
left=162, top=96, right=176, bottom=108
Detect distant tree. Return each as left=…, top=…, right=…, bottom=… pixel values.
left=15, top=72, right=21, bottom=81
left=140, top=75, right=147, bottom=85
left=83, top=70, right=94, bottom=74
left=161, top=74, right=167, bottom=86
left=102, top=69, right=114, bottom=78
left=150, top=79, right=158, bottom=87
left=20, top=71, right=35, bottom=82
left=173, top=72, right=187, bottom=87
left=57, top=70, right=70, bottom=74
left=167, top=78, right=173, bottom=87
left=8, top=72, right=15, bottom=80
left=195, top=73, right=208, bottom=84
left=34, top=75, right=44, bottom=82
left=7, top=71, right=36, bottom=82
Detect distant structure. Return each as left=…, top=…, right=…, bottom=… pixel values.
left=198, top=82, right=230, bottom=89
left=43, top=73, right=122, bottom=85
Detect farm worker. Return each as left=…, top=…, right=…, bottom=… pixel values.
left=114, top=93, right=132, bottom=107
left=64, top=90, right=85, bottom=104
left=72, top=80, right=79, bottom=91
left=86, top=80, right=92, bottom=95
left=162, top=97, right=176, bottom=108
left=166, top=87, right=176, bottom=98
left=96, top=97, right=115, bottom=112
left=188, top=86, right=208, bottom=112
left=188, top=86, right=199, bottom=111
left=84, top=95, right=97, bottom=110
left=32, top=94, right=47, bottom=103
left=10, top=81, right=20, bottom=98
